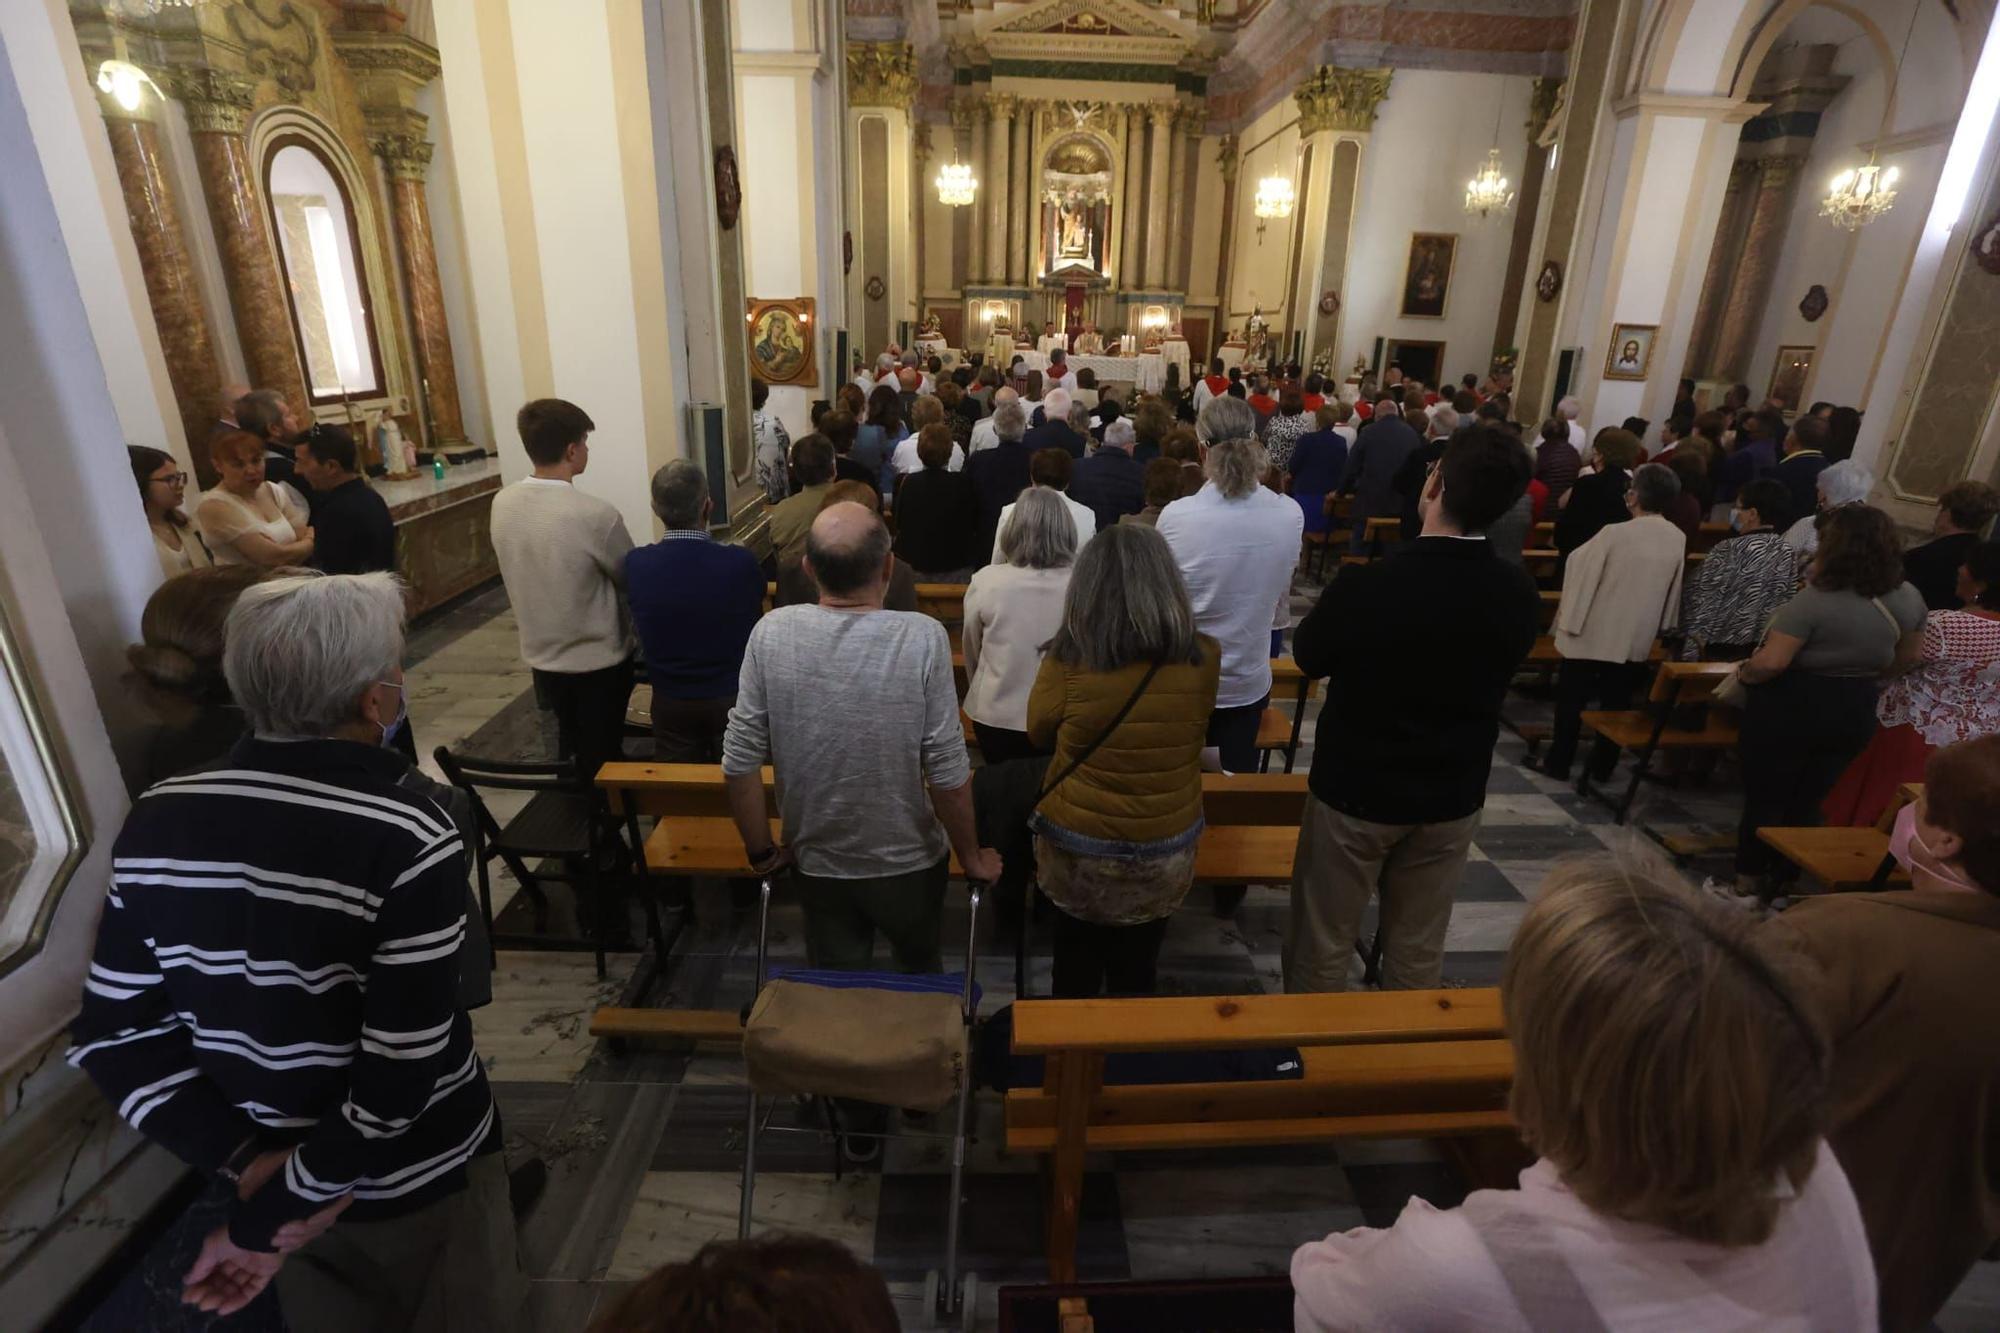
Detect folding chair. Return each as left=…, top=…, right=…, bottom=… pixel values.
left=433, top=747, right=659, bottom=978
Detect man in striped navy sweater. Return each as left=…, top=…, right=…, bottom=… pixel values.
left=69, top=572, right=522, bottom=1329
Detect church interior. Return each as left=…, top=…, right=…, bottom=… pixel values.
left=3, top=0, right=2000, bottom=1329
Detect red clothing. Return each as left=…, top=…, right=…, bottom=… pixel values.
left=1202, top=374, right=1229, bottom=398
left=1354, top=401, right=1373, bottom=421
left=1302, top=394, right=1326, bottom=413
left=1527, top=478, right=1549, bottom=523
left=1823, top=723, right=1931, bottom=828
left=1248, top=393, right=1278, bottom=416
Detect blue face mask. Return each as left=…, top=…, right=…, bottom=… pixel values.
left=374, top=680, right=408, bottom=747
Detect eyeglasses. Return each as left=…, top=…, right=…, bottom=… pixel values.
left=152, top=472, right=189, bottom=486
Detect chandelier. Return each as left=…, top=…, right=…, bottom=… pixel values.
left=1821, top=154, right=1899, bottom=231
left=1464, top=147, right=1515, bottom=218
left=1253, top=174, right=1294, bottom=244
left=935, top=159, right=978, bottom=207
left=1823, top=1, right=1918, bottom=231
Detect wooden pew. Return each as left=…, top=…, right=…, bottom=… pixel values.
left=589, top=766, right=1314, bottom=1043
left=1008, top=989, right=1516, bottom=1281
left=1578, top=661, right=1740, bottom=824
left=1756, top=782, right=1918, bottom=892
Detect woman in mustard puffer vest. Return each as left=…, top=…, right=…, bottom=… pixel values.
left=1026, top=523, right=1220, bottom=997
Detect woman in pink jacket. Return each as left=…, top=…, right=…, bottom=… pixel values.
left=1292, top=861, right=1876, bottom=1331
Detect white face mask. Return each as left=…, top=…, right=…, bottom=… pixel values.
left=1729, top=509, right=1745, bottom=532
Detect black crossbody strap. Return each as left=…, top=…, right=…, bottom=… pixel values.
left=1038, top=661, right=1163, bottom=802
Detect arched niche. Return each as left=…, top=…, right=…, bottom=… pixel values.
left=1040, top=131, right=1115, bottom=278
left=249, top=108, right=405, bottom=411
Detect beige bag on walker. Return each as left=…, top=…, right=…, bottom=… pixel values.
left=743, top=974, right=967, bottom=1113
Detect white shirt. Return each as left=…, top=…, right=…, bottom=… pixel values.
left=1567, top=419, right=1587, bottom=453
left=490, top=477, right=637, bottom=673
left=991, top=491, right=1097, bottom=565
left=969, top=415, right=1004, bottom=455
left=1294, top=1142, right=1875, bottom=1333
left=1046, top=367, right=1079, bottom=395
left=891, top=435, right=965, bottom=474
left=961, top=564, right=1073, bottom=730
left=1037, top=333, right=1067, bottom=356
left=1333, top=424, right=1358, bottom=450
left=1156, top=481, right=1303, bottom=708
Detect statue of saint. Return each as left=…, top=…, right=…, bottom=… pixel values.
left=1059, top=204, right=1090, bottom=257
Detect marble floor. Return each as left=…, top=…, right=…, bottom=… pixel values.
left=85, top=576, right=2000, bottom=1332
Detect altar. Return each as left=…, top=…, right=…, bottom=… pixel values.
left=1064, top=353, right=1167, bottom=392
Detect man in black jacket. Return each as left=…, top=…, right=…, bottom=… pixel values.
left=1552, top=426, right=1642, bottom=576
left=966, top=397, right=1033, bottom=560
left=295, top=425, right=396, bottom=575
left=1285, top=424, right=1539, bottom=993
left=1774, top=413, right=1831, bottom=525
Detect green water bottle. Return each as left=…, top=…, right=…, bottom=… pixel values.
left=432, top=456, right=446, bottom=482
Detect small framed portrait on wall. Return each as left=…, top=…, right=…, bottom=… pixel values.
left=1400, top=233, right=1458, bottom=318
left=747, top=297, right=816, bottom=388
left=1768, top=345, right=1817, bottom=414
left=1602, top=322, right=1658, bottom=381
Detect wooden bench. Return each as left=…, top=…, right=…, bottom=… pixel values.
left=1578, top=661, right=1740, bottom=824
left=1007, top=989, right=1516, bottom=1281
left=764, top=581, right=966, bottom=626
left=1756, top=783, right=1919, bottom=892
left=590, top=766, right=1313, bottom=1043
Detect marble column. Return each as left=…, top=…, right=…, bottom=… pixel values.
left=169, top=68, right=308, bottom=410
left=1492, top=77, right=1563, bottom=367
left=1711, top=155, right=1803, bottom=383
left=983, top=95, right=1013, bottom=284
left=912, top=120, right=931, bottom=322
left=958, top=99, right=984, bottom=289
left=99, top=93, right=225, bottom=487
left=1163, top=109, right=1187, bottom=293
left=1214, top=134, right=1240, bottom=327
left=370, top=121, right=467, bottom=449
left=1144, top=103, right=1173, bottom=290
left=1008, top=102, right=1032, bottom=286
left=1288, top=67, right=1391, bottom=358
left=1119, top=107, right=1145, bottom=295
left=1685, top=160, right=1760, bottom=379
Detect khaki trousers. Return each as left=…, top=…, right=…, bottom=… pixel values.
left=1282, top=796, right=1481, bottom=993
left=276, top=1152, right=526, bottom=1333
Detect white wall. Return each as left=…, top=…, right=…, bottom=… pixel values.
left=1749, top=4, right=1962, bottom=414
left=1339, top=70, right=1537, bottom=380
left=419, top=81, right=494, bottom=452
left=1223, top=70, right=1536, bottom=377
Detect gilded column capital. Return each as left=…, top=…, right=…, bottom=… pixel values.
left=1293, top=66, right=1393, bottom=136
left=951, top=98, right=978, bottom=133
left=986, top=91, right=1019, bottom=121
left=163, top=66, right=256, bottom=135
left=1146, top=100, right=1178, bottom=128
left=366, top=107, right=434, bottom=180
left=1528, top=77, right=1564, bottom=139
left=913, top=120, right=933, bottom=167
left=847, top=41, right=917, bottom=110
left=1215, top=133, right=1239, bottom=181
left=1176, top=105, right=1207, bottom=136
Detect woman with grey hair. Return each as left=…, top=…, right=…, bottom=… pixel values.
left=1026, top=524, right=1220, bottom=995
left=1157, top=394, right=1304, bottom=781
left=963, top=486, right=1078, bottom=762
left=1783, top=459, right=1875, bottom=562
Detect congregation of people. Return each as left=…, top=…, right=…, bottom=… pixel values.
left=84, top=335, right=2000, bottom=1332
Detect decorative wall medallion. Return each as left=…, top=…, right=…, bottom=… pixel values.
left=1536, top=259, right=1562, bottom=303
left=225, top=0, right=321, bottom=99
left=1799, top=283, right=1829, bottom=322
left=714, top=146, right=742, bottom=231
left=1317, top=290, right=1340, bottom=317
left=843, top=229, right=854, bottom=276
left=1974, top=209, right=2000, bottom=276
left=864, top=275, right=887, bottom=302
left=747, top=297, right=817, bottom=388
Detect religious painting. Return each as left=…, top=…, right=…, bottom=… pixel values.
left=1768, top=345, right=1817, bottom=415
left=1602, top=322, right=1658, bottom=381
left=1400, top=233, right=1458, bottom=319
left=746, top=297, right=815, bottom=388
left=1799, top=284, right=1829, bottom=322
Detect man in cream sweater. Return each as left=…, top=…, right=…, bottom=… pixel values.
left=491, top=398, right=638, bottom=779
